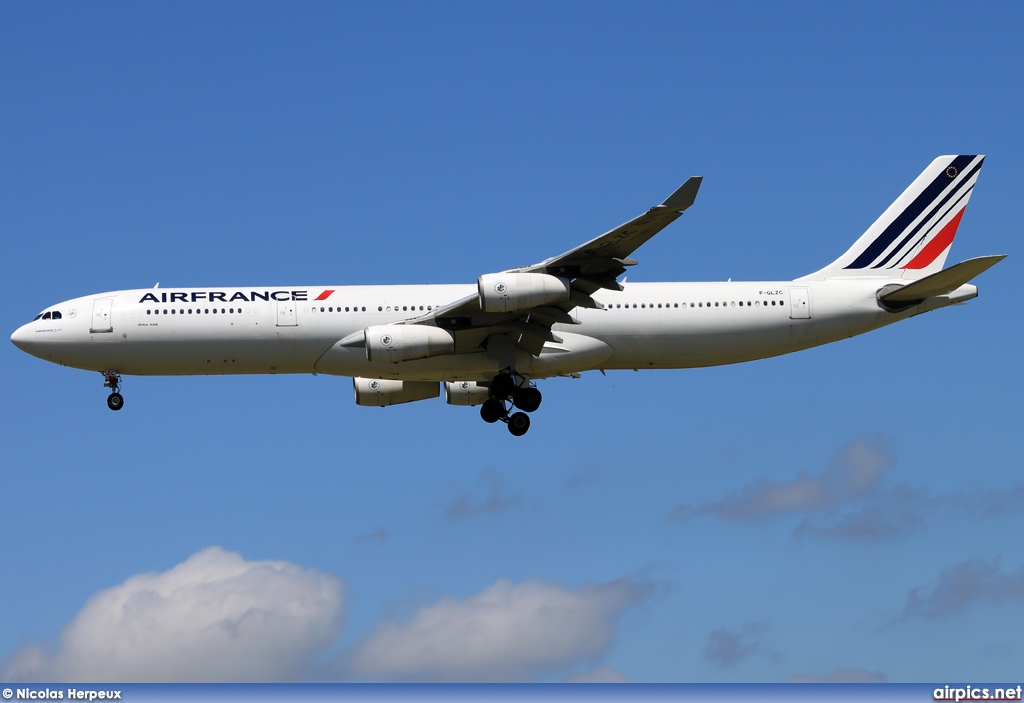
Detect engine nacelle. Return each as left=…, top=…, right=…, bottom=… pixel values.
left=444, top=380, right=490, bottom=406
left=353, top=378, right=439, bottom=407
left=364, top=325, right=455, bottom=363
left=478, top=272, right=571, bottom=313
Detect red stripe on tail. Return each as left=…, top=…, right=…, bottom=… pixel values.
left=902, top=208, right=965, bottom=270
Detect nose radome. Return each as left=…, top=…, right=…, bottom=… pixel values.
left=11, top=324, right=31, bottom=352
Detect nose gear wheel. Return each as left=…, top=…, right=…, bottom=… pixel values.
left=102, top=372, right=124, bottom=411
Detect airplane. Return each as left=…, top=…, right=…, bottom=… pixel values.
left=11, top=155, right=1005, bottom=436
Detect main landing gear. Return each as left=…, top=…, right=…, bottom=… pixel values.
left=479, top=371, right=542, bottom=437
left=103, top=372, right=124, bottom=411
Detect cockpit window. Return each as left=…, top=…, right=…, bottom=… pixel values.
left=41, top=312, right=52, bottom=320
left=32, top=313, right=43, bottom=321
left=52, top=311, right=62, bottom=320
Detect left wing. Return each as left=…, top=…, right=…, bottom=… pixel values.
left=408, top=176, right=703, bottom=355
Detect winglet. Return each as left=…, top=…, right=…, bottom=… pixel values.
left=659, top=176, right=703, bottom=212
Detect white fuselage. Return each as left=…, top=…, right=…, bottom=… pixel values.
left=10, top=280, right=975, bottom=382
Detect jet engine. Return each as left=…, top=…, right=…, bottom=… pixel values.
left=477, top=272, right=571, bottom=313
left=364, top=325, right=454, bottom=363
left=444, top=380, right=490, bottom=406
left=353, top=377, right=439, bottom=407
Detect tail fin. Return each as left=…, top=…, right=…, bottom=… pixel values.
left=799, top=155, right=985, bottom=281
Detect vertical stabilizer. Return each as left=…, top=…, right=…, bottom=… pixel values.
left=799, top=155, right=984, bottom=281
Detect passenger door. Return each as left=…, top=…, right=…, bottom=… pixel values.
left=90, top=299, right=114, bottom=333
left=788, top=287, right=811, bottom=319
left=276, top=299, right=298, bottom=327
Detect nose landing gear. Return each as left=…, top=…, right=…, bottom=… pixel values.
left=103, top=372, right=124, bottom=411
left=480, top=370, right=541, bottom=436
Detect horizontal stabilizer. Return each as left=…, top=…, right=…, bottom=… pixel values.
left=880, top=255, right=1006, bottom=302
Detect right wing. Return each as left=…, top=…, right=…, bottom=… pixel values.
left=407, top=176, right=703, bottom=355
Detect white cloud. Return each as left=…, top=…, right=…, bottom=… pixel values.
left=702, top=622, right=781, bottom=667
left=898, top=557, right=1024, bottom=621
left=673, top=439, right=1024, bottom=543
left=564, top=666, right=630, bottom=683
left=349, top=577, right=647, bottom=682
left=445, top=469, right=523, bottom=519
left=352, top=528, right=389, bottom=545
left=790, top=668, right=887, bottom=683
left=673, top=438, right=893, bottom=523
left=3, top=547, right=344, bottom=683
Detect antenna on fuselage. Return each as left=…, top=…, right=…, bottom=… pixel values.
left=154, top=282, right=160, bottom=288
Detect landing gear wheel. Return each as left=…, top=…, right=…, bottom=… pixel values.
left=507, top=412, right=530, bottom=436
left=480, top=398, right=505, bottom=424
left=512, top=387, right=542, bottom=413
left=107, top=393, right=124, bottom=411
left=490, top=373, right=516, bottom=399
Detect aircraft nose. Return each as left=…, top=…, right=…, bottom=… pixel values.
left=11, top=323, right=44, bottom=357
left=11, top=324, right=31, bottom=352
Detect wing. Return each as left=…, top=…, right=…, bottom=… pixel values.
left=407, top=176, right=703, bottom=356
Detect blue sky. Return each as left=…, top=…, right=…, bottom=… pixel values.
left=2, top=1, right=1021, bottom=684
